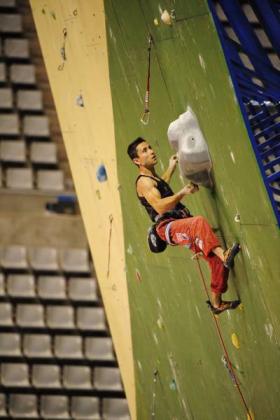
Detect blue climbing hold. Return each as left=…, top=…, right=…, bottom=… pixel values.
left=96, top=164, right=108, bottom=182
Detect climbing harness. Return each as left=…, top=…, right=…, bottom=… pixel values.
left=147, top=225, right=167, bottom=253
left=193, top=256, right=253, bottom=420
left=141, top=35, right=153, bottom=125
left=147, top=209, right=191, bottom=253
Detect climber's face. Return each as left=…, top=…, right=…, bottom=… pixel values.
left=133, top=141, right=157, bottom=168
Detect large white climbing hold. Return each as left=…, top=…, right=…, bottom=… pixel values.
left=167, top=107, right=213, bottom=187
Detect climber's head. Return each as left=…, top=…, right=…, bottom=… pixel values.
left=127, top=138, right=157, bottom=168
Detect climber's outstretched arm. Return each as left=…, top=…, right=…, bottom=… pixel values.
left=137, top=176, right=197, bottom=215
left=161, top=154, right=178, bottom=183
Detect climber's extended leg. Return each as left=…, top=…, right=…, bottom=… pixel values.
left=204, top=252, right=240, bottom=313
left=156, top=216, right=241, bottom=313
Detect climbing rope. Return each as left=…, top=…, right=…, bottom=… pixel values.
left=140, top=35, right=153, bottom=125
left=194, top=256, right=253, bottom=420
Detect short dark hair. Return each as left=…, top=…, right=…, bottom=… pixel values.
left=127, top=137, right=145, bottom=160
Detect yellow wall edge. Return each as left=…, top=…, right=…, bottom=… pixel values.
left=29, top=0, right=135, bottom=417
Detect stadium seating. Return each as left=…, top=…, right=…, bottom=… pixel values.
left=6, top=168, right=33, bottom=189
left=0, top=140, right=26, bottom=163
left=0, top=14, right=22, bottom=33
left=0, top=241, right=126, bottom=417
left=71, top=396, right=101, bottom=419
left=0, top=63, right=7, bottom=82
left=10, top=64, right=36, bottom=85
left=4, top=38, right=29, bottom=59
left=9, top=394, right=38, bottom=418
left=0, top=2, right=129, bottom=416
left=37, top=169, right=64, bottom=191
left=0, top=333, right=21, bottom=356
left=23, top=334, right=53, bottom=358
left=102, top=398, right=130, bottom=419
left=0, top=114, right=19, bottom=135
left=17, top=90, right=43, bottom=111
left=0, top=8, right=67, bottom=194
left=0, top=88, right=13, bottom=109
left=30, top=141, right=57, bottom=164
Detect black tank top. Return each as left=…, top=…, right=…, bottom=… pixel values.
left=136, top=175, right=187, bottom=222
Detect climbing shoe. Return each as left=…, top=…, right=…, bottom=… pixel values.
left=224, top=243, right=240, bottom=269
left=206, top=300, right=241, bottom=315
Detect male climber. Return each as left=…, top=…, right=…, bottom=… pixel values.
left=127, top=137, right=240, bottom=314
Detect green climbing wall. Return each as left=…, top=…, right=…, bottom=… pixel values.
left=105, top=0, right=280, bottom=418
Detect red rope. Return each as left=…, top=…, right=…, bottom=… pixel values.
left=142, top=35, right=152, bottom=120
left=145, top=36, right=152, bottom=109
left=194, top=257, right=253, bottom=420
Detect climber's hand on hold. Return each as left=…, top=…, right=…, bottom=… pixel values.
left=161, top=154, right=178, bottom=183
left=182, top=182, right=199, bottom=195
left=168, top=154, right=178, bottom=171
left=190, top=182, right=199, bottom=193
left=188, top=182, right=199, bottom=193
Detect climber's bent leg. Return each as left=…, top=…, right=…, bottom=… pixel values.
left=206, top=253, right=229, bottom=307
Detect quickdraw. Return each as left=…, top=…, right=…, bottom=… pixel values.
left=141, top=35, right=153, bottom=125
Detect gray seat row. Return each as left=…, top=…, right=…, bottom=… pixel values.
left=0, top=13, right=22, bottom=33
left=1, top=167, right=64, bottom=190
left=0, top=140, right=57, bottom=164
left=0, top=0, right=16, bottom=8
left=0, top=37, right=30, bottom=59
left=0, top=114, right=49, bottom=136
left=0, top=63, right=36, bottom=84
left=0, top=303, right=106, bottom=330
left=0, top=246, right=90, bottom=272
left=0, top=88, right=43, bottom=110
left=0, top=333, right=114, bottom=360
left=0, top=274, right=98, bottom=301
left=0, top=394, right=130, bottom=419
left=0, top=363, right=122, bottom=391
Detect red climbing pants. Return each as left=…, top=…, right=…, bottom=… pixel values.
left=156, top=216, right=229, bottom=294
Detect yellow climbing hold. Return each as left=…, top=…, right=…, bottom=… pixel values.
left=247, top=409, right=255, bottom=420
left=154, top=18, right=159, bottom=26
left=239, top=303, right=244, bottom=311
left=157, top=317, right=164, bottom=330
left=231, top=333, right=240, bottom=349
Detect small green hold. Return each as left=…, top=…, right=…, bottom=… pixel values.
left=41, top=8, right=46, bottom=14
left=50, top=11, right=56, bottom=20
left=169, top=379, right=177, bottom=391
